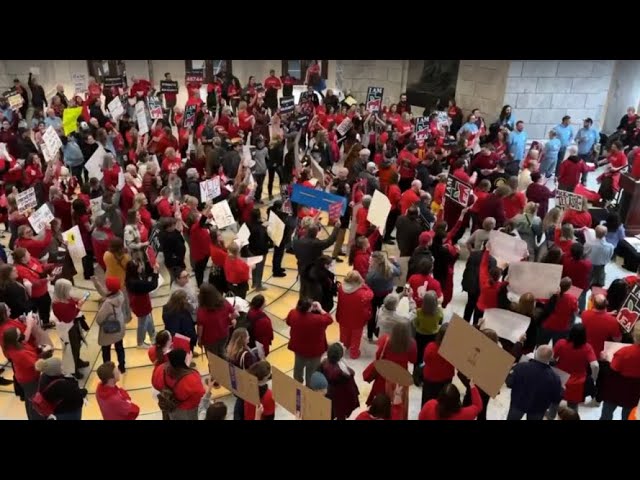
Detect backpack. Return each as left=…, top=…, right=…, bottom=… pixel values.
left=157, top=366, right=190, bottom=413
left=101, top=304, right=122, bottom=335
left=31, top=378, right=64, bottom=419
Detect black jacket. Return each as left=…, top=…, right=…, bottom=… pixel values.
left=293, top=228, right=339, bottom=275
left=395, top=215, right=424, bottom=257
left=79, top=135, right=99, bottom=161
left=506, top=360, right=563, bottom=415
left=461, top=250, right=496, bottom=296
left=248, top=222, right=271, bottom=256
left=162, top=306, right=197, bottom=346
left=90, top=104, right=109, bottom=127
left=55, top=92, right=69, bottom=108
left=186, top=180, right=200, bottom=204
left=40, top=374, right=87, bottom=414
left=222, top=150, right=241, bottom=179
left=0, top=281, right=31, bottom=317
left=159, top=230, right=186, bottom=269
left=126, top=273, right=159, bottom=295
left=17, top=136, right=39, bottom=159
left=28, top=74, right=47, bottom=109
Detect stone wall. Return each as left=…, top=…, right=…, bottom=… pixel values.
left=602, top=60, right=640, bottom=133
left=333, top=60, right=408, bottom=106
left=455, top=60, right=510, bottom=120
left=503, top=60, right=614, bottom=140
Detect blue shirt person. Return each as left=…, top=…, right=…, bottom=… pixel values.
left=575, top=118, right=599, bottom=157
left=555, top=116, right=574, bottom=147
left=542, top=130, right=561, bottom=178
left=508, top=121, right=528, bottom=162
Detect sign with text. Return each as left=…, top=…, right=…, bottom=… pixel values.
left=108, top=96, right=125, bottom=122
left=336, top=118, right=352, bottom=137
left=271, top=367, right=332, bottom=420
left=617, top=283, right=640, bottom=333
left=556, top=190, right=584, bottom=211
left=445, top=174, right=472, bottom=207
left=200, top=177, right=221, bottom=202
left=147, top=95, right=163, bottom=119
left=439, top=314, right=515, bottom=398
left=71, top=72, right=87, bottom=94
left=207, top=353, right=260, bottom=405
left=414, top=116, right=429, bottom=147
left=185, top=69, right=204, bottom=83
left=42, top=126, right=63, bottom=163
left=366, top=86, right=384, bottom=113
left=84, top=145, right=107, bottom=181
left=267, top=211, right=285, bottom=247
left=135, top=101, right=148, bottom=136
left=507, top=261, right=563, bottom=299
left=28, top=204, right=55, bottom=235
left=160, top=80, right=178, bottom=93
left=16, top=188, right=37, bottom=213
left=62, top=225, right=86, bottom=261
left=279, top=96, right=295, bottom=114
left=4, top=90, right=23, bottom=111
left=211, top=200, right=235, bottom=229
left=291, top=184, right=347, bottom=216
left=184, top=103, right=197, bottom=129
left=103, top=76, right=125, bottom=89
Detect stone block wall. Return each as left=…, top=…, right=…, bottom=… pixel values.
left=455, top=60, right=510, bottom=120
left=503, top=60, right=614, bottom=140
left=333, top=60, right=408, bottom=106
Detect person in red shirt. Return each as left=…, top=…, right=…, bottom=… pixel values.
left=598, top=140, right=628, bottom=201
left=2, top=327, right=41, bottom=419
left=224, top=242, right=251, bottom=299
left=336, top=271, right=374, bottom=360
left=581, top=294, right=622, bottom=358
left=208, top=230, right=229, bottom=293
left=119, top=174, right=138, bottom=218
left=13, top=247, right=55, bottom=328
left=286, top=298, right=333, bottom=386
left=550, top=324, right=598, bottom=417
left=421, top=323, right=455, bottom=406
left=503, top=177, right=526, bottom=220
left=355, top=195, right=372, bottom=237
left=237, top=184, right=255, bottom=225
left=151, top=348, right=205, bottom=420
left=561, top=242, right=592, bottom=311
left=243, top=361, right=276, bottom=420
left=237, top=101, right=255, bottom=136
left=161, top=147, right=182, bottom=175
left=129, top=76, right=151, bottom=99
left=148, top=330, right=172, bottom=365
left=383, top=172, right=402, bottom=244
left=407, top=258, right=443, bottom=307
left=476, top=248, right=507, bottom=319
left=558, top=155, right=595, bottom=192
left=419, top=382, right=482, bottom=420
left=540, top=277, right=578, bottom=344
left=397, top=143, right=419, bottom=191
left=155, top=187, right=173, bottom=219
left=246, top=295, right=274, bottom=357
left=196, top=283, right=237, bottom=361
left=96, top=361, right=140, bottom=420
left=399, top=179, right=422, bottom=215
left=561, top=201, right=592, bottom=229
left=15, top=224, right=53, bottom=260
left=23, top=154, right=44, bottom=189
left=263, top=69, right=282, bottom=112
left=190, top=211, right=212, bottom=287
left=101, top=154, right=120, bottom=192
left=355, top=393, right=396, bottom=420
left=87, top=76, right=102, bottom=101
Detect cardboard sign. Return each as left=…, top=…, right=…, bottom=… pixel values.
left=62, top=106, right=83, bottom=136
left=148, top=96, right=163, bottom=119
left=617, top=283, right=640, bottom=333
left=556, top=190, right=584, bottom=211
left=415, top=116, right=429, bottom=147
left=103, top=76, right=125, bottom=89
left=267, top=210, right=285, bottom=247
left=71, top=72, right=87, bottom=94
left=108, top=96, right=125, bottom=122
left=482, top=308, right=531, bottom=344
left=16, top=188, right=37, bottom=213
left=367, top=190, right=391, bottom=232
left=28, top=204, right=55, bottom=235
left=84, top=145, right=107, bottom=181
left=160, top=80, right=178, bottom=93
left=336, top=118, right=353, bottom=137
left=135, top=101, right=148, bottom=136
left=309, top=159, right=325, bottom=185
left=374, top=360, right=413, bottom=387
left=184, top=103, right=197, bottom=128
left=488, top=230, right=529, bottom=265
left=211, top=200, right=235, bottom=229
left=291, top=184, right=347, bottom=215
left=5, top=90, right=24, bottom=110
left=507, top=261, right=563, bottom=299
left=279, top=96, right=295, bottom=114
left=445, top=174, right=472, bottom=207
left=438, top=314, right=515, bottom=398
left=271, top=368, right=332, bottom=420
left=365, top=86, right=384, bottom=113
left=62, top=225, right=87, bottom=261
left=207, top=353, right=260, bottom=405
left=185, top=69, right=204, bottom=83
left=200, top=178, right=221, bottom=202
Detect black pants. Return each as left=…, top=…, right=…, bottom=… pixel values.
left=82, top=251, right=95, bottom=279
left=194, top=257, right=209, bottom=287
left=414, top=332, right=436, bottom=379
left=267, top=166, right=281, bottom=198
left=166, top=101, right=176, bottom=126
left=70, top=166, right=84, bottom=185
left=69, top=322, right=83, bottom=371
left=463, top=384, right=491, bottom=420
left=422, top=379, right=449, bottom=407
left=32, top=294, right=51, bottom=325
left=229, top=282, right=249, bottom=299
left=102, top=340, right=125, bottom=369
left=254, top=174, right=266, bottom=203
left=464, top=292, right=480, bottom=324
left=383, top=209, right=399, bottom=241
left=368, top=295, right=385, bottom=340
left=473, top=307, right=484, bottom=326
left=272, top=243, right=285, bottom=274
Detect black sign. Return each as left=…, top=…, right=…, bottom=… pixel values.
left=103, top=76, right=125, bottom=88
left=618, top=283, right=640, bottom=333
left=556, top=190, right=584, bottom=211
left=185, top=69, right=204, bottom=83
left=296, top=115, right=309, bottom=129
left=184, top=104, right=197, bottom=128
left=2, top=89, right=24, bottom=110
left=366, top=86, right=384, bottom=113
left=445, top=174, right=473, bottom=207
left=415, top=116, right=429, bottom=146
left=149, top=228, right=161, bottom=254
left=160, top=80, right=178, bottom=93
left=279, top=96, right=295, bottom=114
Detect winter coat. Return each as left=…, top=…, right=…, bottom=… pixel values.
left=95, top=292, right=126, bottom=346
left=336, top=282, right=374, bottom=330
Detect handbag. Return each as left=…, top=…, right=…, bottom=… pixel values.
left=31, top=378, right=64, bottom=418
left=362, top=337, right=389, bottom=383
left=101, top=304, right=122, bottom=335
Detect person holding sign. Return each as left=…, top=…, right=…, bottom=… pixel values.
left=581, top=294, right=622, bottom=358
left=561, top=197, right=592, bottom=229
left=15, top=224, right=53, bottom=260
left=538, top=277, right=579, bottom=345
left=243, top=361, right=276, bottom=421
left=418, top=381, right=482, bottom=420
left=12, top=248, right=56, bottom=329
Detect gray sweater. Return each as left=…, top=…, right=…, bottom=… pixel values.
left=253, top=147, right=268, bottom=175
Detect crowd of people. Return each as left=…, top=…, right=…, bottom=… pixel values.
left=0, top=62, right=639, bottom=421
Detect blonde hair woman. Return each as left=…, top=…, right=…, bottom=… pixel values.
left=225, top=327, right=257, bottom=420
left=513, top=201, right=543, bottom=260
left=52, top=278, right=89, bottom=378
left=365, top=251, right=401, bottom=342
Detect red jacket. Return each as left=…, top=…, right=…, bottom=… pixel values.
left=562, top=209, right=592, bottom=229
left=139, top=206, right=152, bottom=233
left=558, top=158, right=593, bottom=188
left=156, top=198, right=172, bottom=218
left=15, top=230, right=53, bottom=259
left=96, top=383, right=140, bottom=420
left=190, top=219, right=212, bottom=262
left=128, top=290, right=153, bottom=318
left=562, top=256, right=592, bottom=290
left=15, top=259, right=54, bottom=298
left=151, top=364, right=205, bottom=410
left=387, top=184, right=402, bottom=211
left=398, top=150, right=418, bottom=179
left=247, top=308, right=274, bottom=357
left=24, top=165, right=44, bottom=187
left=419, top=386, right=482, bottom=420
left=422, top=341, right=455, bottom=382
left=477, top=250, right=507, bottom=311
left=51, top=198, right=73, bottom=232
left=197, top=302, right=235, bottom=345
left=120, top=184, right=137, bottom=216
left=355, top=207, right=370, bottom=236
left=52, top=299, right=80, bottom=324
left=352, top=249, right=371, bottom=280
left=4, top=344, right=39, bottom=384
left=399, top=189, right=420, bottom=215
left=210, top=244, right=228, bottom=267
left=543, top=292, right=578, bottom=332
left=238, top=194, right=254, bottom=224
left=503, top=192, right=526, bottom=220
left=102, top=164, right=120, bottom=191
left=336, top=283, right=374, bottom=330
left=224, top=257, right=250, bottom=285
left=286, top=309, right=333, bottom=358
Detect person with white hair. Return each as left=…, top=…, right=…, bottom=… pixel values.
left=399, top=179, right=422, bottom=215
left=505, top=344, right=563, bottom=420
left=359, top=161, right=380, bottom=195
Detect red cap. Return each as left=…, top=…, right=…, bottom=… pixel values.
left=105, top=277, right=121, bottom=293
left=419, top=231, right=435, bottom=246
left=171, top=333, right=191, bottom=354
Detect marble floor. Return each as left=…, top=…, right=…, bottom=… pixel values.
left=0, top=167, right=632, bottom=420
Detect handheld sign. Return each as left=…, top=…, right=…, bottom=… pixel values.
left=291, top=184, right=347, bottom=215
left=367, top=190, right=391, bottom=234
left=185, top=69, right=204, bottom=83
left=28, top=204, right=55, bottom=235
left=507, top=261, right=562, bottom=299
left=62, top=107, right=83, bottom=136
left=271, top=367, right=332, bottom=420
left=16, top=188, right=37, bottom=213
left=556, top=190, right=584, bottom=211
left=415, top=116, right=429, bottom=147
left=103, top=76, right=125, bottom=89
left=617, top=283, right=640, bottom=333
left=135, top=102, right=148, bottom=136
left=374, top=360, right=413, bottom=387
left=108, top=96, right=125, bottom=122
left=365, top=86, right=384, bottom=113
left=336, top=118, right=352, bottom=137
left=62, top=226, right=87, bottom=261
left=482, top=308, right=531, bottom=344
left=488, top=230, right=529, bottom=265
left=211, top=200, right=235, bottom=229
left=184, top=103, right=197, bottom=128
left=4, top=90, right=24, bottom=110
left=71, top=72, right=88, bottom=94
left=147, top=96, right=163, bottom=120
left=160, top=80, right=178, bottom=94
left=207, top=353, right=260, bottom=405
left=445, top=174, right=472, bottom=207
left=279, top=96, right=295, bottom=114
left=266, top=210, right=285, bottom=247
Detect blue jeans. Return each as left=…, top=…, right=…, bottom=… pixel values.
left=137, top=313, right=156, bottom=346
left=506, top=406, right=545, bottom=420
left=55, top=409, right=83, bottom=420
left=252, top=258, right=266, bottom=289
left=234, top=397, right=245, bottom=420
left=543, top=158, right=557, bottom=178
left=600, top=401, right=633, bottom=420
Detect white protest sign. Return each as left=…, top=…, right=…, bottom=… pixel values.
left=62, top=225, right=86, bottom=261
left=84, top=145, right=106, bottom=181
left=243, top=256, right=264, bottom=267
left=28, top=204, right=55, bottom=235
left=135, top=101, right=148, bottom=136
left=488, top=230, right=529, bottom=265
left=507, top=261, right=563, bottom=299
left=90, top=197, right=103, bottom=219
left=482, top=308, right=531, bottom=344
left=42, top=126, right=62, bottom=163
left=267, top=210, right=285, bottom=247
left=211, top=200, right=235, bottom=229
left=310, top=159, right=325, bottom=185
left=337, top=118, right=352, bottom=136
left=16, top=188, right=37, bottom=213
left=117, top=171, right=125, bottom=190
left=367, top=190, right=391, bottom=234
left=602, top=341, right=628, bottom=362
left=235, top=223, right=251, bottom=248
left=108, top=96, right=125, bottom=122
left=200, top=178, right=221, bottom=203
left=72, top=72, right=88, bottom=94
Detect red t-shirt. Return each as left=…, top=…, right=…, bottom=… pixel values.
left=561, top=256, right=592, bottom=290
left=553, top=228, right=574, bottom=257
left=408, top=274, right=443, bottom=306
left=224, top=257, right=250, bottom=285
left=244, top=389, right=276, bottom=420
left=554, top=339, right=596, bottom=375
left=52, top=299, right=80, bottom=324
left=543, top=293, right=578, bottom=332
left=399, top=189, right=420, bottom=215
left=210, top=244, right=228, bottom=267
left=503, top=192, right=526, bottom=219
left=4, top=344, right=39, bottom=384
left=423, top=342, right=455, bottom=382
left=196, top=303, right=235, bottom=345
left=355, top=411, right=385, bottom=420
left=611, top=344, right=640, bottom=378
left=264, top=76, right=282, bottom=91
left=580, top=309, right=621, bottom=356
left=418, top=386, right=482, bottom=420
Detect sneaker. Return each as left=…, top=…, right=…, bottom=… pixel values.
left=333, top=257, right=344, bottom=263
left=137, top=343, right=151, bottom=349
left=118, top=365, right=126, bottom=374
left=272, top=271, right=287, bottom=278
left=0, top=377, right=13, bottom=386
left=77, top=360, right=90, bottom=369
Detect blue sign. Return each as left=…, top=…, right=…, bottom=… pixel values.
left=291, top=184, right=347, bottom=216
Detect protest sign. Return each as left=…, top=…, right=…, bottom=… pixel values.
left=207, top=353, right=260, bottom=405
left=63, top=226, right=86, bottom=261
left=291, top=184, right=347, bottom=215
left=309, top=159, right=325, bottom=185
left=211, top=200, right=235, bottom=229
left=200, top=178, right=221, bottom=203
left=184, top=103, right=197, bottom=128
left=71, top=72, right=87, bottom=94
left=482, top=308, right=531, bottom=344
left=90, top=197, right=103, bottom=219
left=414, top=116, right=429, bottom=147
left=556, top=190, right=584, bottom=211
left=374, top=360, right=413, bottom=387
left=367, top=190, right=391, bottom=235
left=336, top=118, right=352, bottom=137
left=488, top=230, right=529, bottom=265
left=160, top=80, right=178, bottom=93
left=28, top=204, right=55, bottom=235
left=135, top=101, right=148, bottom=136
left=149, top=228, right=161, bottom=254
left=103, top=76, right=125, bottom=89
left=507, top=262, right=563, bottom=299
left=365, top=87, right=384, bottom=113
left=185, top=69, right=204, bottom=83
left=271, top=368, right=332, bottom=420
left=235, top=223, right=251, bottom=248
left=439, top=314, right=515, bottom=398
left=279, top=96, right=295, bottom=114
left=148, top=96, right=163, bottom=119
left=62, top=107, right=83, bottom=136
left=16, top=188, right=37, bottom=213
left=84, top=145, right=107, bottom=181
left=617, top=283, right=640, bottom=333
left=445, top=174, right=473, bottom=207
left=42, top=126, right=62, bottom=163
left=267, top=211, right=285, bottom=247
left=328, top=202, right=342, bottom=224
left=5, top=90, right=23, bottom=110
left=108, top=96, right=125, bottom=122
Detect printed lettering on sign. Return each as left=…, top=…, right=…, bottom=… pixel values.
left=366, top=87, right=384, bottom=113
left=556, top=190, right=584, bottom=211
left=414, top=116, right=429, bottom=147
left=160, top=81, right=178, bottom=93
left=279, top=96, right=295, bottom=114
left=618, top=283, right=640, bottom=333
left=445, top=175, right=472, bottom=207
